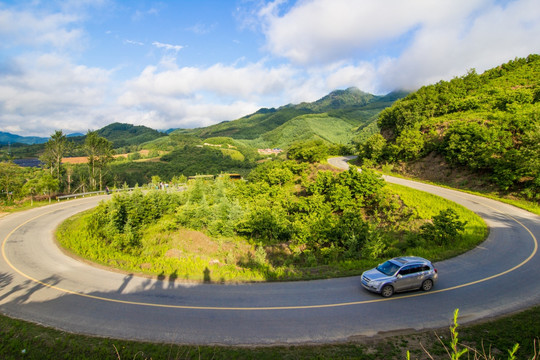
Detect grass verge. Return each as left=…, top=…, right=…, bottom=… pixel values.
left=0, top=306, right=537, bottom=359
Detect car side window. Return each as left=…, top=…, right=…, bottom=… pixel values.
left=409, top=266, right=423, bottom=274
left=401, top=265, right=426, bottom=275
left=398, top=266, right=413, bottom=276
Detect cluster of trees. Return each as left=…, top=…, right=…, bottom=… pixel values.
left=0, top=162, right=57, bottom=204
left=359, top=55, right=540, bottom=199
left=109, top=145, right=256, bottom=187
left=40, top=130, right=113, bottom=194
left=87, top=190, right=181, bottom=252
left=0, top=130, right=113, bottom=204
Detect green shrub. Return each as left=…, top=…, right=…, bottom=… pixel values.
left=420, top=208, right=467, bottom=246
left=287, top=139, right=329, bottom=162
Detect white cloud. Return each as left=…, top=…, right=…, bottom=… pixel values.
left=125, top=39, right=144, bottom=46
left=325, top=63, right=378, bottom=94
left=0, top=53, right=113, bottom=135
left=152, top=41, right=184, bottom=53
left=131, top=5, right=162, bottom=22
left=186, top=22, right=217, bottom=35
left=0, top=8, right=83, bottom=49
left=121, top=61, right=297, bottom=100
left=120, top=101, right=261, bottom=130
left=376, top=0, right=540, bottom=91
left=259, top=0, right=484, bottom=64
left=259, top=0, right=540, bottom=92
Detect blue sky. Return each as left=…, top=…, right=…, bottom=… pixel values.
left=1, top=0, right=539, bottom=136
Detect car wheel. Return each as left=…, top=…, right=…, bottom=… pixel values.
left=381, top=285, right=394, bottom=298
left=421, top=279, right=433, bottom=291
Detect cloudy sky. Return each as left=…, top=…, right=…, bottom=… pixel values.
left=1, top=0, right=539, bottom=137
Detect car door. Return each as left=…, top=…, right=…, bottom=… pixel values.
left=408, top=265, right=428, bottom=289
left=395, top=265, right=424, bottom=291
left=394, top=265, right=415, bottom=291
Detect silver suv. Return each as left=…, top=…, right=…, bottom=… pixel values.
left=361, top=256, right=438, bottom=297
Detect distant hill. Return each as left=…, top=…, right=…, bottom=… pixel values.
left=186, top=87, right=407, bottom=149
left=68, top=123, right=167, bottom=149
left=0, top=131, right=47, bottom=145
left=302, top=87, right=376, bottom=111
left=97, top=123, right=166, bottom=148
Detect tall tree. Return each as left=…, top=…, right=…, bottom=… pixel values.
left=84, top=131, right=113, bottom=191
left=40, top=130, right=70, bottom=187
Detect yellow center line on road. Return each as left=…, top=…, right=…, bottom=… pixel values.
left=1, top=196, right=537, bottom=311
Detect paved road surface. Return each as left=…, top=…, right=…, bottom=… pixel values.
left=0, top=161, right=538, bottom=344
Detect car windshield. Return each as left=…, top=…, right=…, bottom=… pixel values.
left=376, top=260, right=401, bottom=276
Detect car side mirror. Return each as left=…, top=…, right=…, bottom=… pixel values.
left=397, top=274, right=402, bottom=279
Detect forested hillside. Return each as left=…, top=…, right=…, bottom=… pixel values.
left=68, top=123, right=166, bottom=151
left=360, top=55, right=539, bottom=200
left=110, top=145, right=255, bottom=186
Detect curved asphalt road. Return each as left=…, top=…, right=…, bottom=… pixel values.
left=0, top=158, right=538, bottom=345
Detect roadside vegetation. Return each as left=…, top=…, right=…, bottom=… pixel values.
left=57, top=160, right=485, bottom=282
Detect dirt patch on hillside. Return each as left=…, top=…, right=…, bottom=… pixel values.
left=391, top=152, right=498, bottom=193
left=170, top=229, right=218, bottom=256
left=62, top=156, right=89, bottom=164
left=62, top=150, right=155, bottom=164
left=165, top=229, right=252, bottom=263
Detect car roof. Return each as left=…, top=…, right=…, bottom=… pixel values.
left=391, top=256, right=430, bottom=266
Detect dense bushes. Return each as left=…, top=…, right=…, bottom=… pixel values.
left=288, top=139, right=327, bottom=163
left=369, top=55, right=540, bottom=199
left=87, top=190, right=182, bottom=252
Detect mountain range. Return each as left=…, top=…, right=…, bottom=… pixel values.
left=0, top=131, right=48, bottom=145
left=1, top=87, right=406, bottom=150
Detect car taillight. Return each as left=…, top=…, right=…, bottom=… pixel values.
left=434, top=268, right=438, bottom=273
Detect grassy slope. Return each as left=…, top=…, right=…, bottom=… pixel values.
left=251, top=114, right=357, bottom=148
left=193, top=107, right=314, bottom=140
